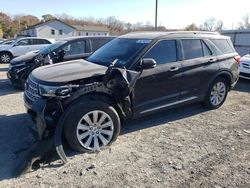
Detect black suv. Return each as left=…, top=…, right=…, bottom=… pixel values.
left=7, top=36, right=114, bottom=87
left=24, top=31, right=239, bottom=161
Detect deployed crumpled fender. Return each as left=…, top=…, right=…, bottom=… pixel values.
left=54, top=62, right=142, bottom=163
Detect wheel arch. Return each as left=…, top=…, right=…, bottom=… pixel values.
left=0, top=50, right=13, bottom=57
left=63, top=92, right=125, bottom=120
left=208, top=70, right=233, bottom=91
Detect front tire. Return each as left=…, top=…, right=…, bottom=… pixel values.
left=203, top=77, right=229, bottom=109
left=0, top=52, right=12, bottom=63
left=64, top=100, right=121, bottom=152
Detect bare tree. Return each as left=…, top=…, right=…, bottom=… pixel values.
left=237, top=14, right=250, bottom=30
left=201, top=18, right=216, bottom=31
left=242, top=14, right=250, bottom=29
left=214, top=20, right=224, bottom=32
left=106, top=16, right=124, bottom=34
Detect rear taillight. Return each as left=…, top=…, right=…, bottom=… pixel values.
left=234, top=55, right=241, bottom=65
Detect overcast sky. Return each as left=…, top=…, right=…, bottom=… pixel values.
left=0, top=0, right=249, bottom=29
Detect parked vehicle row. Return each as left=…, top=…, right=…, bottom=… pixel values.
left=22, top=31, right=240, bottom=162
left=0, top=37, right=54, bottom=63
left=7, top=36, right=114, bottom=87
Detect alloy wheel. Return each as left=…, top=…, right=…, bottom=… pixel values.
left=210, top=82, right=226, bottom=106
left=76, top=110, right=114, bottom=151
left=1, top=54, right=11, bottom=63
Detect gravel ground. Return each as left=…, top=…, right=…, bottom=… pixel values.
left=0, top=63, right=250, bottom=188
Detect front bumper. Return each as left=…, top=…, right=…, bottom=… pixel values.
left=7, top=66, right=25, bottom=85
left=24, top=97, right=48, bottom=139
left=24, top=94, right=68, bottom=163
left=7, top=69, right=19, bottom=84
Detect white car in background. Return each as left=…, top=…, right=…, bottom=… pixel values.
left=240, top=53, right=250, bottom=79
left=0, top=37, right=54, bottom=63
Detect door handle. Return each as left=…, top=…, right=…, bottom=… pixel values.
left=169, top=67, right=179, bottom=72
left=208, top=58, right=216, bottom=63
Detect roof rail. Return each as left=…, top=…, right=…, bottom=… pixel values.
left=167, top=31, right=219, bottom=35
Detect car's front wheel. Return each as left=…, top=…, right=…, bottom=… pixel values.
left=204, top=77, right=229, bottom=109
left=0, top=52, right=12, bottom=63
left=64, top=100, right=121, bottom=152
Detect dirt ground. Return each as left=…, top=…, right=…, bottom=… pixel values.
left=0, top=63, right=250, bottom=188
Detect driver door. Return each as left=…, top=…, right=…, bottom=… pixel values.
left=133, top=40, right=183, bottom=116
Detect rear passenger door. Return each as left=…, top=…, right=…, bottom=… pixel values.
left=133, top=40, right=183, bottom=115
left=31, top=39, right=51, bottom=51
left=179, top=39, right=219, bottom=100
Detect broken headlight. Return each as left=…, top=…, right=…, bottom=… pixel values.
left=39, top=85, right=60, bottom=97
left=39, top=85, right=72, bottom=97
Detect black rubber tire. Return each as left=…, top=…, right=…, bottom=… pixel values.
left=63, top=100, right=121, bottom=152
left=0, top=52, right=13, bottom=63
left=203, top=77, right=229, bottom=109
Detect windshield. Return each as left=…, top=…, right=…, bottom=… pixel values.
left=2, top=39, right=16, bottom=45
left=39, top=40, right=67, bottom=55
left=87, top=38, right=151, bottom=68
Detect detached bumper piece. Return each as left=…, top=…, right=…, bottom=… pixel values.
left=26, top=98, right=68, bottom=164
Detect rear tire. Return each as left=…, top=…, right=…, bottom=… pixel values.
left=63, top=100, right=121, bottom=152
left=203, top=77, right=229, bottom=109
left=0, top=52, right=13, bottom=63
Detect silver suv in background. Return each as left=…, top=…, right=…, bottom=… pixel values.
left=0, top=37, right=54, bottom=63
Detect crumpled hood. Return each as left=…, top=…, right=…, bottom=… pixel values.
left=11, top=51, right=39, bottom=65
left=31, top=59, right=108, bottom=85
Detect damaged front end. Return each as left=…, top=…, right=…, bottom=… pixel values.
left=24, top=61, right=141, bottom=165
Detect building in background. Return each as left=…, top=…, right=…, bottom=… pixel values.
left=74, top=25, right=109, bottom=37
left=222, top=29, right=250, bottom=56
left=21, top=19, right=109, bottom=40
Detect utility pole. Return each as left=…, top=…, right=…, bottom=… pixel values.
left=155, top=0, right=158, bottom=31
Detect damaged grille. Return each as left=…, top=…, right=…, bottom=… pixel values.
left=25, top=77, right=41, bottom=103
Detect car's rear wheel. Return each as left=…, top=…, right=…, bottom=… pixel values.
left=204, top=77, right=228, bottom=109
left=0, top=52, right=12, bottom=63
left=64, top=100, right=121, bottom=152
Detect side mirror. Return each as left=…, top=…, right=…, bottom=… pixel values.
left=140, top=58, right=156, bottom=69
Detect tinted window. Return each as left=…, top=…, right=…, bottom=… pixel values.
left=32, top=39, right=51, bottom=45
left=63, top=40, right=86, bottom=56
left=32, top=39, right=43, bottom=45
left=39, top=41, right=66, bottom=55
left=144, top=40, right=177, bottom=64
left=87, top=38, right=151, bottom=68
left=182, top=39, right=203, bottom=60
left=91, top=39, right=111, bottom=51
left=59, top=30, right=63, bottom=35
left=202, top=41, right=212, bottom=56
left=211, top=39, right=234, bottom=54
left=2, top=39, right=16, bottom=45
left=17, top=39, right=32, bottom=46
left=42, top=39, right=51, bottom=44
